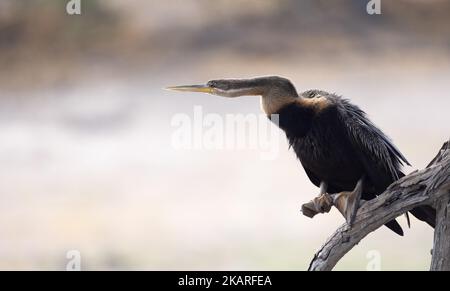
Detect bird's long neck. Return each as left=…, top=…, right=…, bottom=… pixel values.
left=263, top=91, right=332, bottom=116
left=267, top=97, right=316, bottom=138
left=266, top=93, right=333, bottom=138
left=260, top=93, right=298, bottom=116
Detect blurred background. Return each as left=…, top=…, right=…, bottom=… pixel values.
left=0, top=0, right=449, bottom=270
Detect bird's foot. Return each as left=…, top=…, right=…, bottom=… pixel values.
left=301, top=193, right=333, bottom=218
left=333, top=183, right=363, bottom=226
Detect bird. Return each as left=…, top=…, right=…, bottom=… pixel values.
left=167, top=76, right=436, bottom=235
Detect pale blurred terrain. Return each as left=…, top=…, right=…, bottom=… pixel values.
left=0, top=0, right=449, bottom=270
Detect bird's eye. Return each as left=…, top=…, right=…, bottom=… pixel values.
left=207, top=81, right=217, bottom=88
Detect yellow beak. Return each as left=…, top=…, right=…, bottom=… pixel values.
left=165, top=84, right=213, bottom=94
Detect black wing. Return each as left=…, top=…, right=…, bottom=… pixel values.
left=335, top=98, right=410, bottom=193
left=335, top=97, right=435, bottom=228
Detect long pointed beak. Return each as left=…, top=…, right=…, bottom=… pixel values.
left=165, top=84, right=213, bottom=94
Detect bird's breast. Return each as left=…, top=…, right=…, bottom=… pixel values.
left=291, top=127, right=363, bottom=186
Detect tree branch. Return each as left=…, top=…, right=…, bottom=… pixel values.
left=308, top=141, right=450, bottom=271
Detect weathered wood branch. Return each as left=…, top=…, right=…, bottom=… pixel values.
left=431, top=194, right=450, bottom=270
left=308, top=141, right=450, bottom=271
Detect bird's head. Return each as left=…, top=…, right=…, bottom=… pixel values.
left=166, top=76, right=299, bottom=114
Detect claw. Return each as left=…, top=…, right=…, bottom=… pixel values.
left=348, top=185, right=362, bottom=226
left=301, top=193, right=333, bottom=218
left=333, top=178, right=364, bottom=226
left=301, top=181, right=332, bottom=218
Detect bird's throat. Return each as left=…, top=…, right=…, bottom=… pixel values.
left=260, top=95, right=297, bottom=115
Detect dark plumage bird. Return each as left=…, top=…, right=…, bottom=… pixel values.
left=167, top=76, right=436, bottom=235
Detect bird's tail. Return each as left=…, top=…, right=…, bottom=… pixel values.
left=410, top=206, right=436, bottom=228
left=396, top=171, right=436, bottom=229
left=385, top=219, right=404, bottom=236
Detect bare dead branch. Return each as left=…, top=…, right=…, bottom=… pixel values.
left=308, top=141, right=450, bottom=271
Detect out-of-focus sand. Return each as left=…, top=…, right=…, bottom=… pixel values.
left=0, top=56, right=448, bottom=270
